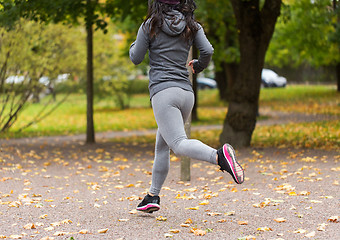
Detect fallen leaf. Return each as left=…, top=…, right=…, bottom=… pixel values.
left=218, top=219, right=227, bottom=223
left=274, top=218, right=286, bottom=223
left=169, top=229, right=180, bottom=233
left=118, top=219, right=129, bottom=222
left=299, top=191, right=310, bottom=196
left=186, top=206, right=199, bottom=210
left=180, top=224, right=190, bottom=227
left=257, top=227, right=272, bottom=232
left=164, top=233, right=173, bottom=238
left=60, top=219, right=72, bottom=224
left=129, top=209, right=138, bottom=214
left=191, top=228, right=206, bottom=236
left=199, top=200, right=209, bottom=205
left=294, top=228, right=307, bottom=234
left=53, top=232, right=68, bottom=236
left=317, top=223, right=327, bottom=231
left=238, top=221, right=248, bottom=225
left=79, top=229, right=89, bottom=234
left=207, top=212, right=222, bottom=216
left=238, top=236, right=256, bottom=240
left=156, top=216, right=167, bottom=221
left=305, top=231, right=316, bottom=238
left=9, top=235, right=22, bottom=239
left=98, top=228, right=108, bottom=233
left=328, top=216, right=339, bottom=222
left=185, top=218, right=193, bottom=224
left=225, top=211, right=236, bottom=216
left=23, top=223, right=36, bottom=229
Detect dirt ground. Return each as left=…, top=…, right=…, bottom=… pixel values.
left=1, top=132, right=339, bottom=240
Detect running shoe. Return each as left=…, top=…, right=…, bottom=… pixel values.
left=137, top=194, right=160, bottom=213
left=217, top=143, right=244, bottom=184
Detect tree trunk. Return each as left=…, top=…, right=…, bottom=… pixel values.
left=215, top=62, right=228, bottom=101
left=220, top=0, right=282, bottom=148
left=86, top=0, right=95, bottom=144
left=215, top=62, right=239, bottom=102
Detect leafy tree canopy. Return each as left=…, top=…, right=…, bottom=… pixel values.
left=266, top=0, right=339, bottom=68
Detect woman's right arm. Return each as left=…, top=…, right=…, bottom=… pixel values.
left=129, top=23, right=150, bottom=65
left=191, top=24, right=214, bottom=74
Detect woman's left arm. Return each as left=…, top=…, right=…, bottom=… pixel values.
left=129, top=23, right=150, bottom=65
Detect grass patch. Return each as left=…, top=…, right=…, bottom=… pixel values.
left=110, top=120, right=339, bottom=151
left=260, top=85, right=339, bottom=115
left=1, top=85, right=338, bottom=141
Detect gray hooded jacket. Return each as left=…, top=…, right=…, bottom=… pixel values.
left=129, top=10, right=214, bottom=98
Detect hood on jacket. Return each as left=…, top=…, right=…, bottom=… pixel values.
left=162, top=10, right=186, bottom=36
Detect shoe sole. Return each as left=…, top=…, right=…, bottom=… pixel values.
left=137, top=203, right=160, bottom=213
left=223, top=144, right=244, bottom=184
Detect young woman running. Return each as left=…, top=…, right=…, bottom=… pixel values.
left=129, top=0, right=244, bottom=213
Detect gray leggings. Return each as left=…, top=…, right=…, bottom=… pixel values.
left=149, top=87, right=217, bottom=196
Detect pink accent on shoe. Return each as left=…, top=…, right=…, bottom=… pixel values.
left=223, top=144, right=239, bottom=183
left=137, top=203, right=160, bottom=211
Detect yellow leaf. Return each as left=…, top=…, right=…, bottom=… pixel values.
left=180, top=224, right=190, bottom=227
left=288, top=191, right=297, bottom=196
left=274, top=218, right=286, bottom=223
left=9, top=235, right=22, bottom=239
left=225, top=211, right=235, bottom=216
left=79, top=229, right=89, bottom=234
left=199, top=200, right=209, bottom=205
left=207, top=212, right=222, bottom=216
left=23, top=223, right=36, bottom=229
left=298, top=191, right=310, bottom=196
left=186, top=206, right=199, bottom=210
left=238, top=221, right=248, bottom=225
left=257, top=227, right=272, bottom=232
left=185, top=218, right=193, bottom=224
left=169, top=229, right=180, bottom=233
left=98, top=228, right=108, bottom=233
left=156, top=216, right=167, bottom=221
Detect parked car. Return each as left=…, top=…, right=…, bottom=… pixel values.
left=261, top=69, right=287, bottom=88
left=197, top=77, right=217, bottom=90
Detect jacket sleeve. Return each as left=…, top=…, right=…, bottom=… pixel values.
left=192, top=24, right=214, bottom=74
left=129, top=23, right=150, bottom=65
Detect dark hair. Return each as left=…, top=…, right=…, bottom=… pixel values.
left=143, top=0, right=199, bottom=41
